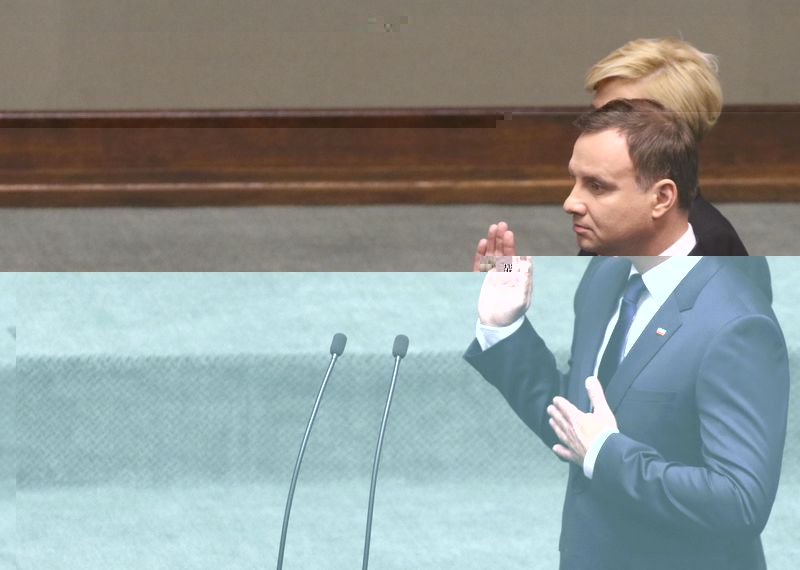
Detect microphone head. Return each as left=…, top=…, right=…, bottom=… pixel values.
left=330, top=333, right=347, bottom=356
left=392, top=335, right=409, bottom=358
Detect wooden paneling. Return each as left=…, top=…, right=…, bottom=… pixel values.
left=1, top=106, right=798, bottom=206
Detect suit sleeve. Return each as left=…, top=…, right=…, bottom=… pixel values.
left=464, top=317, right=563, bottom=448
left=592, top=313, right=790, bottom=538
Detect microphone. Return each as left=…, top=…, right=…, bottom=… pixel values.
left=392, top=335, right=409, bottom=359
left=362, top=335, right=409, bottom=570
left=276, top=333, right=347, bottom=570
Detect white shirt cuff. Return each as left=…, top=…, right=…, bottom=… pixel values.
left=475, top=316, right=525, bottom=351
left=583, top=428, right=619, bottom=479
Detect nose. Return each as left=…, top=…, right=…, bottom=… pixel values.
left=563, top=184, right=586, bottom=216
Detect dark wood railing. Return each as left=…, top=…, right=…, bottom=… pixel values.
left=1, top=105, right=797, bottom=206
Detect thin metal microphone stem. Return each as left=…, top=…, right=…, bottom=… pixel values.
left=276, top=352, right=340, bottom=570
left=362, top=355, right=402, bottom=570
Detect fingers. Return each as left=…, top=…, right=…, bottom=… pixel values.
left=523, top=279, right=532, bottom=314
left=515, top=254, right=532, bottom=279
left=476, top=221, right=519, bottom=271
left=552, top=443, right=579, bottom=464
left=472, top=238, right=488, bottom=272
left=548, top=396, right=581, bottom=436
left=552, top=396, right=580, bottom=417
left=547, top=401, right=574, bottom=448
left=548, top=411, right=570, bottom=447
left=487, top=221, right=509, bottom=256
left=485, top=224, right=498, bottom=256
left=503, top=229, right=516, bottom=257
left=548, top=398, right=584, bottom=466
left=495, top=221, right=512, bottom=257
left=517, top=256, right=533, bottom=308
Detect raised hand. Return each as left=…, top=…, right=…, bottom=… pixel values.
left=472, top=221, right=518, bottom=271
left=477, top=256, right=533, bottom=327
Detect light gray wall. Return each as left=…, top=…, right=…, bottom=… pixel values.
left=3, top=0, right=798, bottom=110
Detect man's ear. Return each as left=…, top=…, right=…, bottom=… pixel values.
left=650, top=179, right=678, bottom=220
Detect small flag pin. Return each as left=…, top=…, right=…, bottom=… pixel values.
left=656, top=327, right=667, bottom=336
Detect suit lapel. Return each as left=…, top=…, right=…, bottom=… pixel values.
left=604, top=297, right=683, bottom=412
left=571, top=258, right=630, bottom=411
left=604, top=257, right=723, bottom=412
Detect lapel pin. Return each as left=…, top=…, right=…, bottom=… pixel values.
left=656, top=327, right=667, bottom=336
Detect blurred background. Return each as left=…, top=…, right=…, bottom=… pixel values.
left=2, top=1, right=798, bottom=268
left=5, top=1, right=798, bottom=109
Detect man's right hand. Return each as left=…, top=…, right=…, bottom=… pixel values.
left=478, top=256, right=533, bottom=327
left=472, top=221, right=517, bottom=271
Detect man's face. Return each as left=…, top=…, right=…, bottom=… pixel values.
left=563, top=129, right=656, bottom=256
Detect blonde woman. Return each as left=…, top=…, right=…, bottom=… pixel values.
left=474, top=38, right=748, bottom=264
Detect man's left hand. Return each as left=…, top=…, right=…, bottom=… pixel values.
left=547, top=376, right=618, bottom=466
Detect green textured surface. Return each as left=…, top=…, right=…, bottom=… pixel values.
left=18, top=261, right=588, bottom=357
left=18, top=352, right=568, bottom=487
left=14, top=259, right=800, bottom=569
left=15, top=480, right=800, bottom=570
left=1, top=273, right=14, bottom=569
left=18, top=480, right=564, bottom=570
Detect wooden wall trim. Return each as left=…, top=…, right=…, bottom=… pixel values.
left=1, top=106, right=798, bottom=207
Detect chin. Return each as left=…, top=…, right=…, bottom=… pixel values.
left=581, top=241, right=615, bottom=257
left=576, top=236, right=599, bottom=254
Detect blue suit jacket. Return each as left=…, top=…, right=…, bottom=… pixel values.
left=464, top=257, right=789, bottom=570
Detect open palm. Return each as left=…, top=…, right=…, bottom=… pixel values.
left=478, top=256, right=533, bottom=327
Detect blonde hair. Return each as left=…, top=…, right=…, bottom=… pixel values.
left=585, top=38, right=723, bottom=140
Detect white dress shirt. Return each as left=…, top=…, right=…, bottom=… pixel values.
left=475, top=224, right=699, bottom=478
left=581, top=255, right=701, bottom=478
left=659, top=223, right=697, bottom=256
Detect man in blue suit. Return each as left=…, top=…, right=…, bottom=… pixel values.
left=465, top=255, right=789, bottom=569
left=465, top=254, right=788, bottom=569
left=463, top=98, right=786, bottom=569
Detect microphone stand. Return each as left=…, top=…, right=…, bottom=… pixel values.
left=362, top=335, right=408, bottom=570
left=276, top=334, right=346, bottom=570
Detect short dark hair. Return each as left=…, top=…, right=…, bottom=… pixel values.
left=574, top=99, right=698, bottom=209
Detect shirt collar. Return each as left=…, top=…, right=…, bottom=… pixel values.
left=631, top=256, right=703, bottom=304
left=659, top=223, right=697, bottom=256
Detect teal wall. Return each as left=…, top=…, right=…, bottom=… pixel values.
left=14, top=259, right=800, bottom=487
left=0, top=273, right=15, bottom=484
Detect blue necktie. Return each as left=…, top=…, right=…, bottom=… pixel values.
left=598, top=273, right=648, bottom=390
